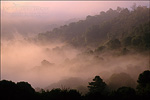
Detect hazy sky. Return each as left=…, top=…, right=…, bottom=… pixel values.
left=2, top=1, right=149, bottom=22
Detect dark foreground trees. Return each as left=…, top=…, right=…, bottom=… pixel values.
left=137, top=70, right=150, bottom=99
left=110, top=87, right=136, bottom=100
left=39, top=88, right=82, bottom=100
left=0, top=80, right=37, bottom=100
left=88, top=76, right=107, bottom=94
left=0, top=80, right=82, bottom=100
left=0, top=70, right=150, bottom=100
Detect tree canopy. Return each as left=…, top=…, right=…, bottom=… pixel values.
left=35, top=6, right=149, bottom=52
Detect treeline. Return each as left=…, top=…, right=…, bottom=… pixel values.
left=36, top=6, right=150, bottom=51
left=0, top=70, right=150, bottom=100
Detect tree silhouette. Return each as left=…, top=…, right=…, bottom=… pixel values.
left=115, top=87, right=136, bottom=100
left=86, top=76, right=109, bottom=100
left=40, top=88, right=82, bottom=100
left=0, top=80, right=19, bottom=100
left=137, top=70, right=150, bottom=98
left=17, top=82, right=35, bottom=93
left=88, top=76, right=107, bottom=94
left=0, top=80, right=38, bottom=100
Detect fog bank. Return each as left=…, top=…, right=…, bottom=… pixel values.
left=1, top=38, right=149, bottom=90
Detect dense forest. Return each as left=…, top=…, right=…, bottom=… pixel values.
left=36, top=6, right=149, bottom=52
left=0, top=70, right=150, bottom=100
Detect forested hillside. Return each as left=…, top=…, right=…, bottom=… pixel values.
left=37, top=6, right=149, bottom=51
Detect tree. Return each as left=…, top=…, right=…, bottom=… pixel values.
left=95, top=46, right=106, bottom=53
left=16, top=82, right=36, bottom=100
left=107, top=39, right=121, bottom=49
left=41, top=88, right=82, bottom=100
left=117, top=7, right=123, bottom=13
left=17, top=82, right=35, bottom=94
left=41, top=60, right=52, bottom=66
left=137, top=70, right=150, bottom=98
left=0, top=80, right=37, bottom=100
left=131, top=3, right=137, bottom=11
left=132, top=36, right=143, bottom=47
left=0, top=80, right=19, bottom=100
left=122, top=36, right=132, bottom=47
left=88, top=76, right=107, bottom=94
left=115, top=87, right=136, bottom=100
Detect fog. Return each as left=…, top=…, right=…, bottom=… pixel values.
left=1, top=37, right=149, bottom=92
left=1, top=1, right=150, bottom=93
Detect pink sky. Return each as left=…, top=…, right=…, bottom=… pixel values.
left=2, top=1, right=149, bottom=21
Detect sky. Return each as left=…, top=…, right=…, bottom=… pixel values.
left=2, top=1, right=149, bottom=21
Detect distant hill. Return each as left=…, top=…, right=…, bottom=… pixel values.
left=45, top=77, right=88, bottom=94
